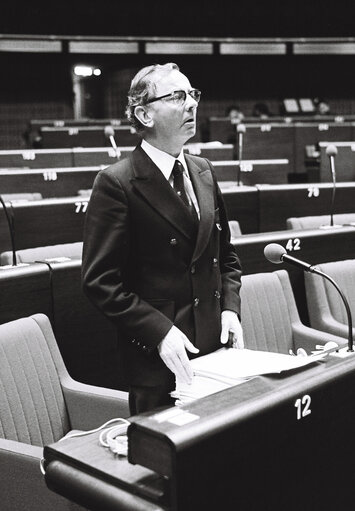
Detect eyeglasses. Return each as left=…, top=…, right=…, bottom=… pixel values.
left=146, top=89, right=201, bottom=105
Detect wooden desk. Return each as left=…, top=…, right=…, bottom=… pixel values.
left=256, top=182, right=355, bottom=232
left=0, top=167, right=100, bottom=198
left=0, top=197, right=88, bottom=252
left=213, top=159, right=290, bottom=184
left=319, top=141, right=355, bottom=182
left=40, top=126, right=140, bottom=148
left=294, top=122, right=353, bottom=176
left=219, top=183, right=258, bottom=233
left=0, top=148, right=73, bottom=169
left=44, top=352, right=355, bottom=510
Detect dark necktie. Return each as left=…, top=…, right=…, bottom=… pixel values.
left=172, top=160, right=198, bottom=221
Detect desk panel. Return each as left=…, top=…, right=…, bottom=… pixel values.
left=213, top=159, right=290, bottom=184
left=73, top=147, right=134, bottom=167
left=0, top=149, right=73, bottom=169
left=40, top=126, right=140, bottom=148
left=48, top=260, right=123, bottom=389
left=242, top=123, right=295, bottom=167
left=294, top=122, right=353, bottom=176
left=257, top=182, right=355, bottom=232
left=319, top=141, right=355, bottom=182
left=0, top=263, right=53, bottom=324
left=0, top=167, right=100, bottom=198
left=0, top=197, right=88, bottom=252
left=219, top=183, right=258, bottom=233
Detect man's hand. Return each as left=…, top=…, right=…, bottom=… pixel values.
left=220, top=310, right=244, bottom=349
left=157, top=325, right=199, bottom=384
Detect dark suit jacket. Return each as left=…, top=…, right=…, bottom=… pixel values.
left=82, top=145, right=242, bottom=386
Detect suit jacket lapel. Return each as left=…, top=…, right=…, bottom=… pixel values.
left=130, top=146, right=196, bottom=240
left=186, top=155, right=215, bottom=263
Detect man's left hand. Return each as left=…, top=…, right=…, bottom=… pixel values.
left=220, top=310, right=244, bottom=349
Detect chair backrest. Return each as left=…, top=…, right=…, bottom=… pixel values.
left=305, top=259, right=355, bottom=327
left=0, top=314, right=70, bottom=447
left=287, top=213, right=355, bottom=230
left=0, top=242, right=83, bottom=265
left=241, top=270, right=300, bottom=353
left=228, top=219, right=242, bottom=238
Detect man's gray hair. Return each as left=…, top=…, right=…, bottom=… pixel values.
left=126, top=63, right=180, bottom=132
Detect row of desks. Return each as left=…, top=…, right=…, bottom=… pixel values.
left=1, top=226, right=355, bottom=390
left=1, top=142, right=355, bottom=185
left=0, top=183, right=353, bottom=254
left=209, top=119, right=355, bottom=176
left=0, top=144, right=234, bottom=169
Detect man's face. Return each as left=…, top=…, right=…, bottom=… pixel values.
left=147, top=70, right=198, bottom=149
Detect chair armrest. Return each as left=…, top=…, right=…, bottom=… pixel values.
left=60, top=374, right=129, bottom=430
left=292, top=323, right=348, bottom=353
left=311, top=312, right=355, bottom=340
left=0, top=439, right=83, bottom=510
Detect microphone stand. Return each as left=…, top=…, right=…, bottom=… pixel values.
left=0, top=195, right=17, bottom=266
left=329, top=154, right=336, bottom=227
left=321, top=145, right=341, bottom=229
left=236, top=124, right=245, bottom=187
left=312, top=267, right=353, bottom=352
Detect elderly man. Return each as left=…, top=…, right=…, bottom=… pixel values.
left=82, top=63, right=243, bottom=415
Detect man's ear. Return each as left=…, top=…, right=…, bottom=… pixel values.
left=134, top=105, right=154, bottom=128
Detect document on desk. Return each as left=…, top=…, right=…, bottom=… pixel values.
left=172, top=348, right=327, bottom=404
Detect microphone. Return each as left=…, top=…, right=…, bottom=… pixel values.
left=236, top=123, right=246, bottom=186
left=0, top=196, right=17, bottom=266
left=264, top=243, right=354, bottom=352
left=323, top=144, right=341, bottom=229
left=104, top=126, right=121, bottom=160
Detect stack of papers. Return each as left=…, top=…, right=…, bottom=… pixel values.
left=172, top=348, right=327, bottom=405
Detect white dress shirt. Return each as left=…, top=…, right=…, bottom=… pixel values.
left=141, top=139, right=200, bottom=218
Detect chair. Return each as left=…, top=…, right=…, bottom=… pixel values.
left=0, top=313, right=129, bottom=511
left=0, top=242, right=83, bottom=265
left=304, top=259, right=355, bottom=340
left=240, top=269, right=346, bottom=353
left=286, top=213, right=355, bottom=230
left=228, top=219, right=242, bottom=238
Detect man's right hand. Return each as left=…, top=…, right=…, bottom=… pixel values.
left=157, top=325, right=199, bottom=384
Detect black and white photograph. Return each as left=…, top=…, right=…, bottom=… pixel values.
left=1, top=1, right=355, bottom=509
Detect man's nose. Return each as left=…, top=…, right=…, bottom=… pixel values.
left=185, top=94, right=198, bottom=110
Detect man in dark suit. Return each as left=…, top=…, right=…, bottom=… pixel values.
left=82, top=63, right=243, bottom=415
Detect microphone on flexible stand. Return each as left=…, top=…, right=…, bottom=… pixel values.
left=104, top=126, right=121, bottom=160
left=321, top=144, right=341, bottom=229
left=236, top=123, right=246, bottom=186
left=0, top=196, right=17, bottom=266
left=264, top=242, right=354, bottom=352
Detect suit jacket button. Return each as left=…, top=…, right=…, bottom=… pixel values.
left=170, top=238, right=178, bottom=245
left=190, top=265, right=196, bottom=274
left=193, top=298, right=200, bottom=307
left=214, top=290, right=221, bottom=299
left=216, top=223, right=222, bottom=231
left=212, top=258, right=218, bottom=267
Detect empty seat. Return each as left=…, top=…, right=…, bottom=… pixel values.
left=287, top=213, right=355, bottom=230
left=0, top=242, right=83, bottom=265
left=240, top=269, right=346, bottom=353
left=305, top=259, right=355, bottom=340
left=0, top=313, right=129, bottom=510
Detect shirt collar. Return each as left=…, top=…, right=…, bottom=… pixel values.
left=141, top=139, right=187, bottom=180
